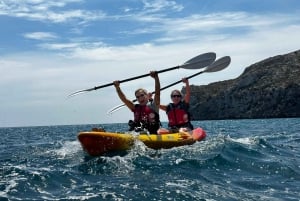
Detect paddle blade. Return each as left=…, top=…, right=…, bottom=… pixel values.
left=181, top=52, right=216, bottom=69
left=204, top=56, right=231, bottom=73
left=107, top=104, right=125, bottom=114
left=107, top=55, right=231, bottom=115
left=67, top=88, right=95, bottom=98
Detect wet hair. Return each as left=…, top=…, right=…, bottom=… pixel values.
left=135, top=88, right=148, bottom=96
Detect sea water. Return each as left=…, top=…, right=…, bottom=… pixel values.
left=0, top=118, right=299, bottom=201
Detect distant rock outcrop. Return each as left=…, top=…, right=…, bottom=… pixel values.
left=187, top=49, right=300, bottom=120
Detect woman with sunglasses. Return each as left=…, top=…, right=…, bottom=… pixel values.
left=113, top=71, right=161, bottom=134
left=159, top=77, right=193, bottom=133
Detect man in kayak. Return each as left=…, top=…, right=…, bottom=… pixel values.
left=159, top=77, right=194, bottom=133
left=113, top=71, right=161, bottom=134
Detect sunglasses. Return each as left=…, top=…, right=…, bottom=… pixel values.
left=171, top=94, right=182, bottom=98
left=136, top=94, right=145, bottom=99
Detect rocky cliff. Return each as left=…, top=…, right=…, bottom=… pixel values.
left=188, top=49, right=300, bottom=120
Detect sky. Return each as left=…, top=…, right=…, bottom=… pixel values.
left=1, top=0, right=300, bottom=127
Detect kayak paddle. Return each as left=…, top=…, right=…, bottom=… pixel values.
left=107, top=56, right=231, bottom=114
left=68, top=52, right=216, bottom=98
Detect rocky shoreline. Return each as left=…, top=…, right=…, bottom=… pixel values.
left=188, top=49, right=300, bottom=120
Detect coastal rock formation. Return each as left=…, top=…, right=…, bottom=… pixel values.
left=188, top=50, right=300, bottom=120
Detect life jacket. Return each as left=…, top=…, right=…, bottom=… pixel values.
left=131, top=102, right=160, bottom=134
left=166, top=102, right=193, bottom=129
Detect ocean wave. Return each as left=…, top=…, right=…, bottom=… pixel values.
left=1, top=119, right=300, bottom=200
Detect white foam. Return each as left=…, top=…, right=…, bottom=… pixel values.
left=0, top=179, right=18, bottom=197
left=226, top=135, right=255, bottom=145
left=54, top=140, right=82, bottom=159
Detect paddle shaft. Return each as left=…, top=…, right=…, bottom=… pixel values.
left=108, top=70, right=206, bottom=113
left=160, top=56, right=230, bottom=91
left=68, top=52, right=216, bottom=97
left=94, top=52, right=217, bottom=90
left=160, top=71, right=203, bottom=92
left=107, top=56, right=231, bottom=114
left=93, top=66, right=180, bottom=90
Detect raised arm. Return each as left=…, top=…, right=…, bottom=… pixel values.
left=182, top=77, right=190, bottom=104
left=150, top=71, right=160, bottom=109
left=159, top=104, right=167, bottom=111
left=113, top=81, right=135, bottom=111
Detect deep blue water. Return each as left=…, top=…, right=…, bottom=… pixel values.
left=0, top=118, right=300, bottom=201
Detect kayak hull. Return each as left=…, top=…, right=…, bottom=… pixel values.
left=78, top=128, right=206, bottom=156
left=138, top=132, right=195, bottom=149
left=78, top=132, right=134, bottom=156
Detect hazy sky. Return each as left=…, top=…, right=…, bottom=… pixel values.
left=1, top=0, right=300, bottom=127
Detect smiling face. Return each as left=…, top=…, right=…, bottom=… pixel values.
left=135, top=88, right=148, bottom=105
left=170, top=90, right=182, bottom=104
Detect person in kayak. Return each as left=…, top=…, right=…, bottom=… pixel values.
left=159, top=77, right=193, bottom=133
left=113, top=71, right=161, bottom=134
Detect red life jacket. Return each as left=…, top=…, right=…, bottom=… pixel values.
left=166, top=102, right=191, bottom=128
left=133, top=104, right=157, bottom=124
left=132, top=103, right=160, bottom=134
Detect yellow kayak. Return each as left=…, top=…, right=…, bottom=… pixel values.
left=78, top=128, right=206, bottom=156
